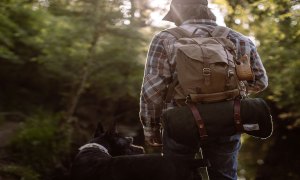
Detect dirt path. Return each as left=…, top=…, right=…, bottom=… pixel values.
left=0, top=121, right=22, bottom=179
left=0, top=121, right=21, bottom=149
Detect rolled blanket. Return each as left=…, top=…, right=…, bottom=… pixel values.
left=162, top=98, right=273, bottom=147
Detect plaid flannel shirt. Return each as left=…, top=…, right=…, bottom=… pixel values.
left=140, top=19, right=268, bottom=138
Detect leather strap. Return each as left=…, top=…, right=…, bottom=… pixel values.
left=163, top=27, right=191, bottom=104
left=187, top=103, right=208, bottom=140
left=189, top=89, right=240, bottom=103
left=234, top=99, right=244, bottom=132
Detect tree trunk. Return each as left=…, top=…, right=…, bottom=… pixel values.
left=64, top=0, right=103, bottom=123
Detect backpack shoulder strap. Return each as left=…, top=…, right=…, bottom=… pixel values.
left=163, top=27, right=190, bottom=103
left=163, top=27, right=191, bottom=39
left=211, top=26, right=231, bottom=38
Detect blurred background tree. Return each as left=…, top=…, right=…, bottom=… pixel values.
left=0, top=0, right=148, bottom=179
left=0, top=0, right=299, bottom=179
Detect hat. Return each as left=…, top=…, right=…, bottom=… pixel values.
left=163, top=0, right=208, bottom=22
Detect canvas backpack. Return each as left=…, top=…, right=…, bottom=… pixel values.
left=164, top=26, right=248, bottom=104
left=161, top=26, right=265, bottom=142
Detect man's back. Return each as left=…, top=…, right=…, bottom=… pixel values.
left=140, top=1, right=268, bottom=179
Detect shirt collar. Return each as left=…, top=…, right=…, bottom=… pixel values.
left=182, top=19, right=217, bottom=26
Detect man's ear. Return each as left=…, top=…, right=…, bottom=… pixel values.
left=93, top=122, right=104, bottom=138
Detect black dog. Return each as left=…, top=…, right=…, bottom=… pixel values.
left=70, top=123, right=207, bottom=180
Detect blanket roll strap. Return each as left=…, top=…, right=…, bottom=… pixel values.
left=187, top=103, right=208, bottom=140
left=162, top=98, right=273, bottom=147
left=234, top=99, right=244, bottom=133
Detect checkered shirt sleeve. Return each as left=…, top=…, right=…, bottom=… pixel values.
left=139, top=33, right=175, bottom=138
left=228, top=33, right=268, bottom=92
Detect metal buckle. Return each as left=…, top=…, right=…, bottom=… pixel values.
left=185, top=95, right=191, bottom=104
left=203, top=68, right=211, bottom=76
left=228, top=70, right=234, bottom=77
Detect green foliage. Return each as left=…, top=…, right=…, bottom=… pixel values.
left=90, top=34, right=144, bottom=99
left=238, top=134, right=274, bottom=179
left=216, top=0, right=300, bottom=119
left=0, top=0, right=47, bottom=64
left=0, top=164, right=40, bottom=180
left=8, top=111, right=71, bottom=178
left=0, top=0, right=145, bottom=113
left=0, top=0, right=149, bottom=178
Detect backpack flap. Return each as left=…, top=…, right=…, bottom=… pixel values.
left=174, top=37, right=238, bottom=102
left=177, top=40, right=235, bottom=65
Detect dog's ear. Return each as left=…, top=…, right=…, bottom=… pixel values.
left=106, top=118, right=118, bottom=135
left=93, top=122, right=104, bottom=138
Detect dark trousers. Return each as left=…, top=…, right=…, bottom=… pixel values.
left=162, top=130, right=241, bottom=180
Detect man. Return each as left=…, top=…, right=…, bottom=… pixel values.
left=139, top=0, right=268, bottom=179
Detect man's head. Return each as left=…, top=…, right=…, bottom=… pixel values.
left=163, top=0, right=216, bottom=26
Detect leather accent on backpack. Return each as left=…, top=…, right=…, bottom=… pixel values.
left=189, top=89, right=240, bottom=103
left=236, top=54, right=255, bottom=81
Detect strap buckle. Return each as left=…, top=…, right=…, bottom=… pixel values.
left=203, top=68, right=211, bottom=86
left=185, top=95, right=191, bottom=104
left=228, top=70, right=234, bottom=77
left=203, top=68, right=211, bottom=76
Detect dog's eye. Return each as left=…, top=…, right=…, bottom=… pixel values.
left=125, top=137, right=133, bottom=144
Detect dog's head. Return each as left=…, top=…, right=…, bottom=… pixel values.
left=89, top=122, right=145, bottom=156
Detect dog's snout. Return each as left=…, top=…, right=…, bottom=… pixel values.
left=125, top=137, right=133, bottom=144
left=126, top=145, right=145, bottom=155
left=136, top=146, right=145, bottom=154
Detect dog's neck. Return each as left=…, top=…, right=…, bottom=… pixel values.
left=79, top=143, right=109, bottom=155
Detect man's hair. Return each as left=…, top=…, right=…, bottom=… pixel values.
left=171, top=4, right=216, bottom=25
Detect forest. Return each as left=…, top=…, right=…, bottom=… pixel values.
left=0, top=0, right=299, bottom=179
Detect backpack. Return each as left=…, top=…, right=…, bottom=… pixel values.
left=162, top=26, right=261, bottom=140
left=164, top=26, right=249, bottom=103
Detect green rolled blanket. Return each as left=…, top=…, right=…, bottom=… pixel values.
left=162, top=98, right=273, bottom=147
